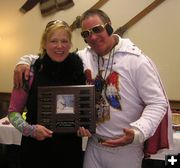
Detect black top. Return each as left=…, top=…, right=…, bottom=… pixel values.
left=21, top=53, right=86, bottom=168
left=26, top=53, right=86, bottom=124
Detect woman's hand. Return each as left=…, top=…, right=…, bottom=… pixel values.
left=32, top=124, right=53, bottom=141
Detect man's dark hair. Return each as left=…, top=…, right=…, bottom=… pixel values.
left=80, top=9, right=111, bottom=25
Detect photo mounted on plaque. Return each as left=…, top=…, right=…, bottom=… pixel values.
left=56, top=94, right=74, bottom=114
left=37, top=85, right=96, bottom=133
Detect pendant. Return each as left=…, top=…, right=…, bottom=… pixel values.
left=96, top=95, right=110, bottom=124
left=95, top=75, right=106, bottom=92
left=95, top=76, right=110, bottom=123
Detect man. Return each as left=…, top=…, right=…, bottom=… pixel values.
left=14, top=9, right=173, bottom=168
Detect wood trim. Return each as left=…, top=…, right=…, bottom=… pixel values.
left=169, top=100, right=180, bottom=113
left=0, top=91, right=179, bottom=118
left=0, top=92, right=11, bottom=118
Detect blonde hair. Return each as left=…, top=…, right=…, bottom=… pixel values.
left=40, top=20, right=72, bottom=56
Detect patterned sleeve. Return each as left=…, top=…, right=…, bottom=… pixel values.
left=8, top=71, right=36, bottom=137
left=8, top=88, right=28, bottom=113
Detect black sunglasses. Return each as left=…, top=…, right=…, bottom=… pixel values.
left=81, top=24, right=107, bottom=39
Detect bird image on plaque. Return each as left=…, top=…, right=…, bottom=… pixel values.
left=56, top=94, right=74, bottom=114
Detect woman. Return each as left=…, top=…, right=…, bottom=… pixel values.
left=8, top=20, right=86, bottom=168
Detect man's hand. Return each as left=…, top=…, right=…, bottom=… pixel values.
left=77, top=127, right=92, bottom=137
left=14, top=64, right=30, bottom=88
left=101, top=128, right=135, bottom=147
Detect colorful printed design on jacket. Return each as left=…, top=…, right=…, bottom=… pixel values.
left=84, top=69, right=121, bottom=123
left=105, top=71, right=121, bottom=110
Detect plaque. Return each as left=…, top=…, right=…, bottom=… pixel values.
left=37, top=85, right=96, bottom=133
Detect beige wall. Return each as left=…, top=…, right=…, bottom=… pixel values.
left=0, top=0, right=180, bottom=100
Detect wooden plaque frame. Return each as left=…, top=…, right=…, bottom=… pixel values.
left=38, top=85, right=96, bottom=133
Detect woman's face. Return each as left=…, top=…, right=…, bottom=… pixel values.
left=45, top=29, right=71, bottom=62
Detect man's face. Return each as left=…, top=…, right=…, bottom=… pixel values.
left=81, top=15, right=112, bottom=56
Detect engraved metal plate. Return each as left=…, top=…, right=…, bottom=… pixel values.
left=37, top=85, right=96, bottom=133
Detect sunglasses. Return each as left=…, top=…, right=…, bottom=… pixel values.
left=81, top=24, right=107, bottom=39
left=45, top=20, right=70, bottom=30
